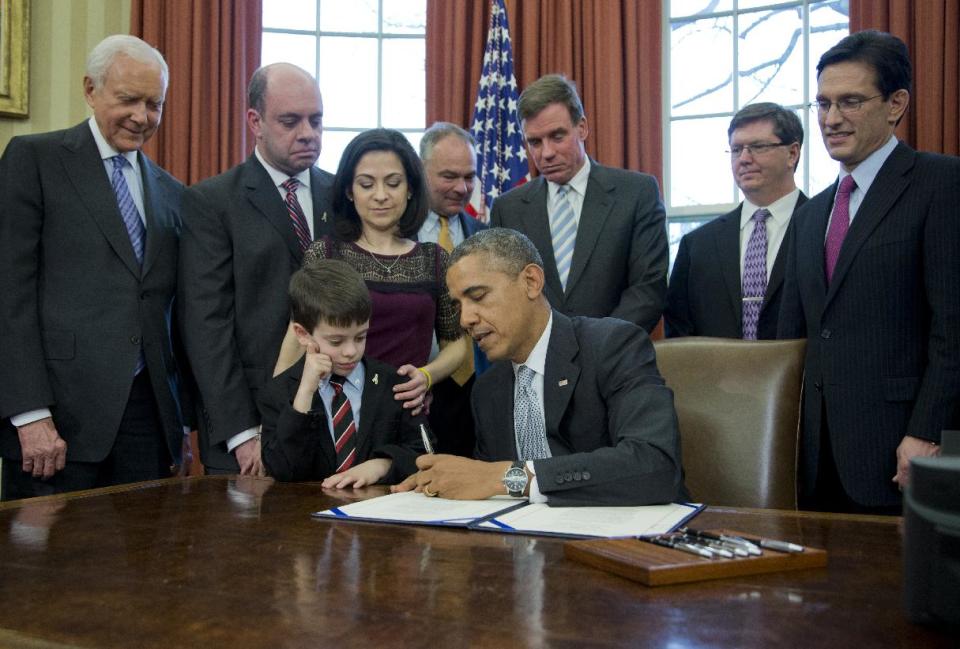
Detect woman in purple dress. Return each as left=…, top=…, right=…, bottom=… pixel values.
left=274, top=129, right=469, bottom=412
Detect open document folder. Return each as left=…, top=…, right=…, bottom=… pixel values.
left=313, top=491, right=703, bottom=539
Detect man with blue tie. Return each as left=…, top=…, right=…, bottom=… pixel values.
left=0, top=35, right=187, bottom=498
left=778, top=31, right=960, bottom=512
left=416, top=122, right=487, bottom=456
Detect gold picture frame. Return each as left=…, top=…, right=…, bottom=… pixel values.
left=0, top=0, right=29, bottom=118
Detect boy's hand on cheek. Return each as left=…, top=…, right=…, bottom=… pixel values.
left=294, top=342, right=332, bottom=413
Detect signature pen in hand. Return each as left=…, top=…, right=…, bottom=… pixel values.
left=419, top=424, right=435, bottom=454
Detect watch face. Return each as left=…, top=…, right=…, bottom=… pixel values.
left=503, top=467, right=527, bottom=494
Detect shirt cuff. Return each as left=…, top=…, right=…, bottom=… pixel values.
left=226, top=427, right=260, bottom=453
left=526, top=460, right=548, bottom=504
left=10, top=408, right=53, bottom=428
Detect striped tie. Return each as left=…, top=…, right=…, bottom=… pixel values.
left=550, top=185, right=577, bottom=290
left=330, top=375, right=357, bottom=473
left=281, top=177, right=312, bottom=252
left=110, top=155, right=146, bottom=375
left=741, top=208, right=770, bottom=340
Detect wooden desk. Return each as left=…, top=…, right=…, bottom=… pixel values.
left=0, top=476, right=950, bottom=648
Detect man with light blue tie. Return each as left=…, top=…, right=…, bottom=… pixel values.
left=0, top=35, right=187, bottom=499
left=490, top=74, right=668, bottom=334
left=416, top=122, right=488, bottom=456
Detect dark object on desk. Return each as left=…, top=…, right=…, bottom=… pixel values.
left=903, top=430, right=960, bottom=627
left=565, top=528, right=826, bottom=587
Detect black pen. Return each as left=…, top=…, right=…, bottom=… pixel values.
left=644, top=536, right=715, bottom=559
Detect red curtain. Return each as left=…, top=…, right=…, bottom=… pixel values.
left=131, top=0, right=262, bottom=184
left=850, top=1, right=960, bottom=155
left=426, top=0, right=662, bottom=184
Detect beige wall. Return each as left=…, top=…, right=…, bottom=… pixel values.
left=0, top=0, right=132, bottom=150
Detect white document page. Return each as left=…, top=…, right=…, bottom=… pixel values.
left=477, top=502, right=702, bottom=538
left=314, top=490, right=524, bottom=525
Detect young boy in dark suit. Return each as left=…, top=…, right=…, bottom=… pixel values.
left=260, top=260, right=430, bottom=485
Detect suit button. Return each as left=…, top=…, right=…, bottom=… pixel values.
left=130, top=335, right=141, bottom=345
left=563, top=472, right=573, bottom=482
left=814, top=381, right=822, bottom=392
left=140, top=292, right=148, bottom=300
left=582, top=471, right=591, bottom=481
left=820, top=329, right=831, bottom=339
left=555, top=475, right=564, bottom=485
left=573, top=471, right=582, bottom=481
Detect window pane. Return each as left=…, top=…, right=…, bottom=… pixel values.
left=737, top=8, right=805, bottom=107
left=263, top=0, right=317, bottom=31
left=319, top=37, right=378, bottom=127
left=671, top=16, right=734, bottom=117
left=668, top=219, right=714, bottom=272
left=382, top=0, right=426, bottom=34
left=320, top=0, right=377, bottom=33
left=805, top=105, right=837, bottom=195
left=670, top=117, right=734, bottom=207
left=318, top=130, right=362, bottom=173
left=381, top=39, right=425, bottom=128
left=669, top=0, right=732, bottom=18
left=808, top=2, right=850, bottom=95
left=738, top=0, right=799, bottom=10
left=261, top=33, right=316, bottom=76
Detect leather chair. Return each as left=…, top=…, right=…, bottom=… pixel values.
left=653, top=337, right=806, bottom=509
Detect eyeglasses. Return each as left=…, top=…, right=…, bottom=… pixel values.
left=727, top=142, right=793, bottom=158
left=809, top=95, right=883, bottom=114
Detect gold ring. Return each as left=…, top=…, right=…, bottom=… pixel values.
left=423, top=487, right=439, bottom=497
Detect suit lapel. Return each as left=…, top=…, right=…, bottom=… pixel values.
left=285, top=366, right=336, bottom=460
left=139, top=154, right=166, bottom=278
left=542, top=313, right=580, bottom=444
left=520, top=179, right=564, bottom=298
left=309, top=167, right=332, bottom=235
left=353, top=362, right=386, bottom=461
left=242, top=156, right=304, bottom=264
left=487, top=362, right=519, bottom=461
left=826, top=144, right=914, bottom=307
left=714, top=207, right=743, bottom=324
left=565, top=163, right=614, bottom=296
left=761, top=192, right=807, bottom=313
left=61, top=124, right=142, bottom=279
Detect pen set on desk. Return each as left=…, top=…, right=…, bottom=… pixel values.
left=642, top=528, right=805, bottom=560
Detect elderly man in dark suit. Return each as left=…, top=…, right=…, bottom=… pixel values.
left=778, top=30, right=960, bottom=513
left=179, top=63, right=335, bottom=475
left=394, top=229, right=684, bottom=506
left=490, top=74, right=668, bottom=334
left=415, top=122, right=487, bottom=456
left=666, top=103, right=807, bottom=339
left=0, top=35, right=186, bottom=499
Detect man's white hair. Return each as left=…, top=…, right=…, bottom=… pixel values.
left=85, top=34, right=169, bottom=89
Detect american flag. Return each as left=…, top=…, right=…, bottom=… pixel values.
left=466, top=0, right=530, bottom=222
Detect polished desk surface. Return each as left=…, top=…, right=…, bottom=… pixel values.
left=0, top=476, right=950, bottom=649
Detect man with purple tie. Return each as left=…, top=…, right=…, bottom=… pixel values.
left=778, top=30, right=960, bottom=513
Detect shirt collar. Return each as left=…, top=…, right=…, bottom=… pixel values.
left=255, top=146, right=312, bottom=191
left=513, top=311, right=553, bottom=378
left=740, top=187, right=801, bottom=232
left=319, top=361, right=366, bottom=392
left=547, top=157, right=591, bottom=199
left=88, top=116, right=138, bottom=167
left=841, top=135, right=898, bottom=197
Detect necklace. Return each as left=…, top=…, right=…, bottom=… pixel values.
left=365, top=248, right=403, bottom=275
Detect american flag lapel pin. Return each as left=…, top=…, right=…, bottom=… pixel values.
left=372, top=373, right=379, bottom=385
left=558, top=378, right=568, bottom=387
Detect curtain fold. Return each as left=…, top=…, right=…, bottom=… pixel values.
left=426, top=0, right=662, bottom=184
left=850, top=0, right=959, bottom=155
left=131, top=0, right=262, bottom=184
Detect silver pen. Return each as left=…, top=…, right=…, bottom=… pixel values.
left=419, top=424, right=435, bottom=454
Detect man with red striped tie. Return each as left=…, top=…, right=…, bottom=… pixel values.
left=260, top=260, right=429, bottom=484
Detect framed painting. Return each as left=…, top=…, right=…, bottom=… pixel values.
left=0, top=0, right=29, bottom=118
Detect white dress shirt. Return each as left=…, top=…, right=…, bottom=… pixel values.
left=739, top=187, right=801, bottom=281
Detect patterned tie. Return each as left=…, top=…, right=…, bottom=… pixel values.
left=550, top=185, right=577, bottom=290
left=110, top=155, right=146, bottom=375
left=824, top=175, right=856, bottom=285
left=741, top=208, right=770, bottom=340
left=329, top=375, right=357, bottom=473
left=281, top=177, right=312, bottom=252
left=514, top=365, right=550, bottom=460
left=110, top=155, right=146, bottom=265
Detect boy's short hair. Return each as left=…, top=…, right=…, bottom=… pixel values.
left=289, top=259, right=371, bottom=331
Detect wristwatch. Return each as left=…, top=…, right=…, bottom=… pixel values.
left=502, top=461, right=528, bottom=497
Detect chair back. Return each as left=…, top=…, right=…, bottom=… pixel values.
left=654, top=337, right=806, bottom=509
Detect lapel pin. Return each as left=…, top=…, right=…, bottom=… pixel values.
left=558, top=379, right=568, bottom=387
left=372, top=373, right=379, bottom=385
left=321, top=211, right=328, bottom=222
